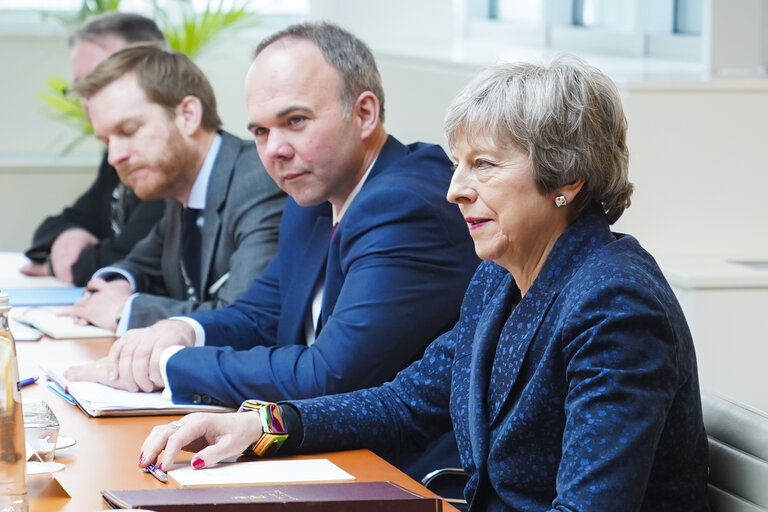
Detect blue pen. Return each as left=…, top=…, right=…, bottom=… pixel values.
left=18, top=376, right=39, bottom=388
left=143, top=463, right=168, bottom=483
left=48, top=381, right=77, bottom=405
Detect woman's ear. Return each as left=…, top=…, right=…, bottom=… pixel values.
left=555, top=179, right=585, bottom=204
left=175, top=95, right=204, bottom=136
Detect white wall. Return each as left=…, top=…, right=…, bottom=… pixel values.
left=617, top=81, right=768, bottom=260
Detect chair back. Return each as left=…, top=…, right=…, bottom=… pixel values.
left=702, top=391, right=768, bottom=512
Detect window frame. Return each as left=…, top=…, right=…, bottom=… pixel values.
left=464, top=0, right=701, bottom=61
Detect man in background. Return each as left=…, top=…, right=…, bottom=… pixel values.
left=68, top=43, right=284, bottom=333
left=23, top=12, right=166, bottom=285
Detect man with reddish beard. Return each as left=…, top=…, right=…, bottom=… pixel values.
left=68, top=43, right=285, bottom=333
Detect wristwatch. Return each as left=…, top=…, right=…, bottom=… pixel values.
left=238, top=399, right=288, bottom=456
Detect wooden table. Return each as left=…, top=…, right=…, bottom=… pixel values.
left=16, top=336, right=457, bottom=511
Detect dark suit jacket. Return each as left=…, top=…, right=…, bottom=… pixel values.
left=167, top=136, right=480, bottom=407
left=291, top=206, right=710, bottom=512
left=112, top=131, right=285, bottom=329
left=25, top=154, right=165, bottom=286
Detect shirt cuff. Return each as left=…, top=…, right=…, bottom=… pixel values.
left=159, top=345, right=186, bottom=401
left=170, top=316, right=206, bottom=347
left=93, top=266, right=136, bottom=291
left=115, top=293, right=139, bottom=336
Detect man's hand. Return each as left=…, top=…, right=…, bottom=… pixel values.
left=50, top=228, right=99, bottom=283
left=139, top=412, right=263, bottom=472
left=72, top=277, right=132, bottom=331
left=64, top=356, right=142, bottom=392
left=20, top=260, right=52, bottom=277
left=106, top=319, right=197, bottom=393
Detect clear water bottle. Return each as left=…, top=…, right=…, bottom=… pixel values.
left=0, top=292, right=27, bottom=512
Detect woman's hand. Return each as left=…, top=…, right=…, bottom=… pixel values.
left=139, top=412, right=263, bottom=472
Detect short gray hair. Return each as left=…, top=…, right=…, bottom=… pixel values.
left=444, top=54, right=632, bottom=224
left=69, top=12, right=166, bottom=47
left=254, top=22, right=385, bottom=122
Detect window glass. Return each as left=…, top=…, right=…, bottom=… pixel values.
left=674, top=0, right=702, bottom=35
left=573, top=0, right=634, bottom=31
left=0, top=0, right=80, bottom=7
left=491, top=0, right=543, bottom=24
left=0, top=0, right=308, bottom=14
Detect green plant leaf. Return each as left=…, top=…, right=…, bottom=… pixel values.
left=39, top=76, right=93, bottom=153
left=80, top=0, right=122, bottom=18
left=157, top=0, right=257, bottom=58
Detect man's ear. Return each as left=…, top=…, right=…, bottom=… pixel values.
left=175, top=95, right=204, bottom=136
left=353, top=91, right=381, bottom=140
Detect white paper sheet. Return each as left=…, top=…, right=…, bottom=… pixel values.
left=168, top=458, right=355, bottom=487
left=0, top=252, right=71, bottom=290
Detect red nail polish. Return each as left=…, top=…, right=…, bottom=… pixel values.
left=192, top=458, right=205, bottom=469
left=157, top=462, right=163, bottom=471
left=139, top=452, right=145, bottom=465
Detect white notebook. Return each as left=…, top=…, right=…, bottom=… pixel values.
left=40, top=362, right=233, bottom=417
left=9, top=318, right=43, bottom=341
left=12, top=308, right=115, bottom=339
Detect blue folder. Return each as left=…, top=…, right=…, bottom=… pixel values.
left=5, top=287, right=84, bottom=306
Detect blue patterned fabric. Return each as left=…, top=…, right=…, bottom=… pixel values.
left=291, top=205, right=710, bottom=511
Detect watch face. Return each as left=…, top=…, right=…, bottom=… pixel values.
left=237, top=400, right=288, bottom=456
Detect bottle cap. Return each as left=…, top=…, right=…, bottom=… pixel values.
left=0, top=292, right=9, bottom=312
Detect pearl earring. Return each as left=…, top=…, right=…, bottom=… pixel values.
left=554, top=194, right=567, bottom=208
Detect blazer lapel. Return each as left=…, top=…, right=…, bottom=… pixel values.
left=486, top=286, right=558, bottom=426
left=316, top=135, right=409, bottom=327
left=484, top=205, right=617, bottom=426
left=467, top=272, right=517, bottom=474
left=199, top=132, right=238, bottom=297
left=279, top=215, right=333, bottom=345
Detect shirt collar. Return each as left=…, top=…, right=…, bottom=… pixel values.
left=332, top=156, right=377, bottom=225
left=186, top=132, right=222, bottom=210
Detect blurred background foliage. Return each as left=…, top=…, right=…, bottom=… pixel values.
left=39, top=0, right=256, bottom=153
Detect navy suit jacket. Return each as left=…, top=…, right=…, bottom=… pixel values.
left=292, top=206, right=710, bottom=512
left=167, top=136, right=480, bottom=406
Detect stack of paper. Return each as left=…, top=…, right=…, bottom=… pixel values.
left=40, top=362, right=233, bottom=417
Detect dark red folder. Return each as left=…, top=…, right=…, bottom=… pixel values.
left=101, top=481, right=443, bottom=511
